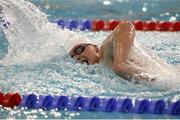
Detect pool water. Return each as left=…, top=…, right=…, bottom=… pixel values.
left=0, top=0, right=180, bottom=119
left=29, top=0, right=180, bottom=21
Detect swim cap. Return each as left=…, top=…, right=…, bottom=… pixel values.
left=63, top=31, right=96, bottom=53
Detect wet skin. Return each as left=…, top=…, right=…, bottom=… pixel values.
left=69, top=22, right=166, bottom=82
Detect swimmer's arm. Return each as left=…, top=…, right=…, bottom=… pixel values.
left=113, top=22, right=135, bottom=71
left=113, top=63, right=155, bottom=82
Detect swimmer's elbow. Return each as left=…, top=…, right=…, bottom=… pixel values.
left=113, top=64, right=127, bottom=72
left=117, top=21, right=135, bottom=33
left=114, top=21, right=135, bottom=45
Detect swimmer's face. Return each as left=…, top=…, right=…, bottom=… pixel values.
left=69, top=43, right=100, bottom=65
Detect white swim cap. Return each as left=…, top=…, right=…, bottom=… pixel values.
left=63, top=31, right=96, bottom=53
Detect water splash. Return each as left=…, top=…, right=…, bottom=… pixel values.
left=0, top=0, right=93, bottom=65
left=0, top=0, right=180, bottom=119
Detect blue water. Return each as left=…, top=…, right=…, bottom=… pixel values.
left=29, top=0, right=180, bottom=21
left=0, top=0, right=180, bottom=119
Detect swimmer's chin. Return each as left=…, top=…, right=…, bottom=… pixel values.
left=93, top=57, right=101, bottom=64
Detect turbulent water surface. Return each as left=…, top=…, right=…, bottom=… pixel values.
left=0, top=0, right=180, bottom=119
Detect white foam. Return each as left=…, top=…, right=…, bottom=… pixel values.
left=0, top=0, right=93, bottom=65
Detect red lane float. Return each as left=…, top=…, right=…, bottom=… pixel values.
left=91, top=19, right=180, bottom=32
left=173, top=21, right=180, bottom=31
left=0, top=92, right=5, bottom=105
left=145, top=21, right=158, bottom=31
left=158, top=21, right=173, bottom=31
left=132, top=20, right=145, bottom=30
left=104, top=20, right=120, bottom=31
left=0, top=92, right=21, bottom=108
left=92, top=20, right=105, bottom=31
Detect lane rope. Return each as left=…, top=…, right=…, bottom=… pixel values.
left=55, top=19, right=180, bottom=32
left=0, top=92, right=180, bottom=116
left=1, top=16, right=180, bottom=32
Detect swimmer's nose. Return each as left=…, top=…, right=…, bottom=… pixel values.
left=83, top=46, right=100, bottom=64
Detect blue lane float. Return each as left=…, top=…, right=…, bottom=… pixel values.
left=102, top=98, right=117, bottom=112
left=134, top=99, right=150, bottom=114
left=69, top=96, right=86, bottom=110
left=80, top=20, right=91, bottom=31
left=52, top=95, right=69, bottom=110
left=38, top=95, right=53, bottom=110
left=56, top=19, right=91, bottom=31
left=116, top=98, right=133, bottom=112
left=86, top=97, right=101, bottom=111
left=20, top=94, right=38, bottom=109
left=67, top=19, right=79, bottom=30
left=57, top=19, right=66, bottom=29
left=20, top=94, right=180, bottom=116
left=148, top=99, right=166, bottom=114
left=167, top=101, right=180, bottom=115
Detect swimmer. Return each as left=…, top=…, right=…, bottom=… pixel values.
left=0, top=0, right=174, bottom=82
left=64, top=21, right=173, bottom=82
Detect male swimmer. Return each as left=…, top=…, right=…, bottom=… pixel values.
left=0, top=0, right=174, bottom=82
left=64, top=21, right=173, bottom=82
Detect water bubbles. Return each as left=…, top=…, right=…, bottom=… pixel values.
left=45, top=5, right=50, bottom=10
left=142, top=7, right=147, bottom=12
left=128, top=11, right=133, bottom=15
left=76, top=112, right=80, bottom=116
left=44, top=115, right=48, bottom=118
left=54, top=112, right=62, bottom=118
left=38, top=109, right=43, bottom=112
left=30, top=110, right=38, bottom=114
left=27, top=115, right=37, bottom=119
left=151, top=17, right=157, bottom=21
left=169, top=16, right=176, bottom=21
left=165, top=12, right=170, bottom=16
left=103, top=0, right=111, bottom=6
left=69, top=112, right=75, bottom=117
